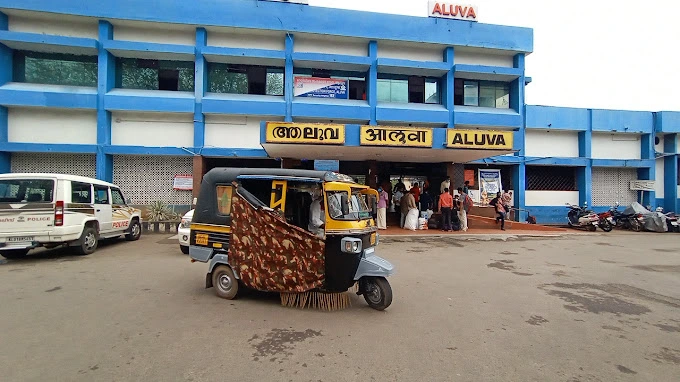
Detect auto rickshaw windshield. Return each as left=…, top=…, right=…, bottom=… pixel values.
left=327, top=188, right=372, bottom=221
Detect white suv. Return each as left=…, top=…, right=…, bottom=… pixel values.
left=178, top=209, right=194, bottom=254
left=0, top=173, right=142, bottom=259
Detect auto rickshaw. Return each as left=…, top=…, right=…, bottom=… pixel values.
left=189, top=168, right=394, bottom=311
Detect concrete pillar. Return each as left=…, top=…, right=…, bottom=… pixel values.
left=512, top=163, right=525, bottom=221
left=96, top=20, right=114, bottom=182
left=192, top=156, right=206, bottom=200
left=367, top=41, right=378, bottom=126
left=664, top=134, right=678, bottom=212
left=194, top=28, right=207, bottom=149
left=284, top=34, right=294, bottom=122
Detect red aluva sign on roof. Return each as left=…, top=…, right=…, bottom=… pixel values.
left=428, top=2, right=478, bottom=22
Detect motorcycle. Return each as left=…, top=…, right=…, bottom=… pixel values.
left=596, top=210, right=614, bottom=232
left=656, top=207, right=679, bottom=233
left=610, top=203, right=643, bottom=232
left=566, top=203, right=599, bottom=232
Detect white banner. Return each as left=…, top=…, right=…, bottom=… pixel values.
left=478, top=169, right=502, bottom=205
left=173, top=174, right=193, bottom=191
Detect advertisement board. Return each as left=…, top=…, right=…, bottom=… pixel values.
left=478, top=169, right=502, bottom=205
left=294, top=77, right=348, bottom=99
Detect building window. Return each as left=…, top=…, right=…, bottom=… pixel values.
left=455, top=79, right=510, bottom=108
left=526, top=166, right=577, bottom=191
left=378, top=75, right=440, bottom=104
left=209, top=63, right=284, bottom=96
left=116, top=58, right=194, bottom=91
left=293, top=69, right=366, bottom=100
left=13, top=51, right=98, bottom=87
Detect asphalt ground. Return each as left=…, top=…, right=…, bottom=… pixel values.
left=1, top=232, right=679, bottom=382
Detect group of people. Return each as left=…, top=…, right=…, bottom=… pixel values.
left=437, top=177, right=472, bottom=232
left=374, top=177, right=475, bottom=232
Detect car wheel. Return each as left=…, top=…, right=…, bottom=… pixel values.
left=180, top=245, right=189, bottom=255
left=125, top=220, right=141, bottom=241
left=76, top=226, right=98, bottom=255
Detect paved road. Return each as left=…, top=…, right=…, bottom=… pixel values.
left=1, top=233, right=679, bottom=382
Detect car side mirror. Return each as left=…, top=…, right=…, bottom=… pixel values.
left=126, top=198, right=132, bottom=205
left=341, top=193, right=350, bottom=216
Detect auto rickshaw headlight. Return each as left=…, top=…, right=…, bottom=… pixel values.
left=341, top=238, right=362, bottom=254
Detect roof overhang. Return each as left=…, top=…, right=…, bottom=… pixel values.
left=261, top=143, right=514, bottom=163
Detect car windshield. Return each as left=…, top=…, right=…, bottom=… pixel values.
left=327, top=189, right=372, bottom=221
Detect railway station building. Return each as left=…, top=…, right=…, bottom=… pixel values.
left=0, top=0, right=678, bottom=223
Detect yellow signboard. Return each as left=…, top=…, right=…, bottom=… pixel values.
left=266, top=122, right=345, bottom=145
left=446, top=129, right=513, bottom=150
left=360, top=126, right=433, bottom=148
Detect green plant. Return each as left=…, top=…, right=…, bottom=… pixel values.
left=146, top=201, right=172, bottom=222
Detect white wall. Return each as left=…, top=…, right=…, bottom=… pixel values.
left=525, top=130, right=579, bottom=158
left=454, top=50, right=514, bottom=68
left=525, top=191, right=579, bottom=206
left=378, top=42, right=443, bottom=62
left=655, top=133, right=664, bottom=154
left=591, top=133, right=641, bottom=160
left=114, top=23, right=195, bottom=46
left=204, top=115, right=264, bottom=149
left=8, top=108, right=97, bottom=144
left=111, top=112, right=193, bottom=147
left=655, top=158, right=665, bottom=198
left=207, top=29, right=285, bottom=51
left=294, top=34, right=367, bottom=56
left=8, top=14, right=98, bottom=39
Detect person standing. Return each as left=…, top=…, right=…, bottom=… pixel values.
left=502, top=190, right=513, bottom=220
left=400, top=189, right=416, bottom=229
left=308, top=190, right=325, bottom=238
left=496, top=197, right=506, bottom=231
left=439, top=187, right=453, bottom=231
left=457, top=187, right=470, bottom=232
left=463, top=180, right=470, bottom=195
left=420, top=187, right=433, bottom=213
left=412, top=182, right=421, bottom=209
left=376, top=187, right=388, bottom=230
left=440, top=176, right=451, bottom=194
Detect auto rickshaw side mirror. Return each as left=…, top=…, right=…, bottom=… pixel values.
left=341, top=193, right=350, bottom=216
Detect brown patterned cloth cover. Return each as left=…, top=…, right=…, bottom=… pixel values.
left=230, top=191, right=326, bottom=293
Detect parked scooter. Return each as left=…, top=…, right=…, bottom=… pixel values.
left=566, top=203, right=599, bottom=231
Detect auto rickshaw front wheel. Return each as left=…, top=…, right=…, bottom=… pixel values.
left=212, top=265, right=239, bottom=300
left=362, top=277, right=392, bottom=311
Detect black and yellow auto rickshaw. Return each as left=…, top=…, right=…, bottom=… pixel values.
left=189, top=168, right=394, bottom=311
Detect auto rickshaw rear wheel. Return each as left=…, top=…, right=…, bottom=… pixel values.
left=212, top=265, right=239, bottom=300
left=363, top=276, right=392, bottom=311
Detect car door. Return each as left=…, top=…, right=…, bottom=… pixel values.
left=110, top=187, right=131, bottom=232
left=94, top=185, right=112, bottom=233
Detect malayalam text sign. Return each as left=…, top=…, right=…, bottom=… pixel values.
left=266, top=122, right=345, bottom=145
left=360, top=126, right=433, bottom=148
left=446, top=129, right=513, bottom=150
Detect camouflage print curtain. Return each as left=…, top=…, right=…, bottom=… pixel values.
left=230, top=191, right=326, bottom=293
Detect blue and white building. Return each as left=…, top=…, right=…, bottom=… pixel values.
left=0, top=0, right=678, bottom=223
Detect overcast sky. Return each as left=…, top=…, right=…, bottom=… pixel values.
left=309, top=0, right=679, bottom=112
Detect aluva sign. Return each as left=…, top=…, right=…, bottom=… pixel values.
left=428, top=1, right=478, bottom=22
